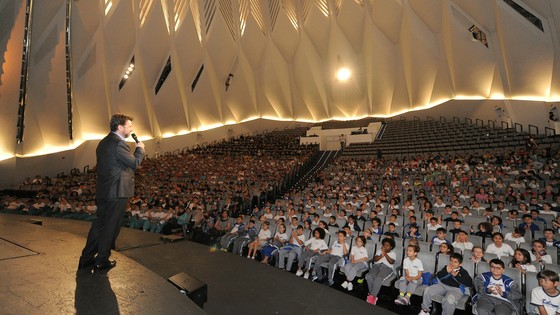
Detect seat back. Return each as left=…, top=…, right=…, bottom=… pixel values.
left=417, top=251, right=437, bottom=275
left=543, top=263, right=560, bottom=274
left=524, top=271, right=540, bottom=315
left=477, top=261, right=490, bottom=275
left=468, top=235, right=484, bottom=248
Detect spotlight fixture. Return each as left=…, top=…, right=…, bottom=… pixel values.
left=119, top=56, right=135, bottom=90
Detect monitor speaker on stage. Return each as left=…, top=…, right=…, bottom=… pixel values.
left=168, top=272, right=207, bottom=309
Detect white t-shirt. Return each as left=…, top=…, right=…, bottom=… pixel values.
left=290, top=234, right=306, bottom=246
left=304, top=238, right=328, bottom=251
left=427, top=223, right=442, bottom=231
left=485, top=243, right=514, bottom=258
left=257, top=229, right=272, bottom=242
left=504, top=233, right=526, bottom=245
left=351, top=246, right=369, bottom=261
left=517, top=263, right=538, bottom=273
left=330, top=241, right=349, bottom=257
left=374, top=249, right=397, bottom=268
left=403, top=257, right=424, bottom=277
left=530, top=252, right=553, bottom=264
left=452, top=241, right=474, bottom=252
left=275, top=232, right=289, bottom=242
left=487, top=276, right=508, bottom=301
left=531, top=286, right=560, bottom=315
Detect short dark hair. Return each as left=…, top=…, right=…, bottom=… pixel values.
left=450, top=252, right=463, bottom=263
left=537, top=270, right=560, bottom=282
left=489, top=258, right=505, bottom=268
left=338, top=230, right=347, bottom=237
left=492, top=232, right=504, bottom=239
left=381, top=237, right=395, bottom=249
left=436, top=227, right=447, bottom=233
left=522, top=214, right=532, bottom=219
left=110, top=114, right=133, bottom=132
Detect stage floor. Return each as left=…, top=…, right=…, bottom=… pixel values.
left=0, top=214, right=397, bottom=315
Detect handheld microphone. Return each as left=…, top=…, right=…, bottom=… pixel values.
left=131, top=133, right=139, bottom=143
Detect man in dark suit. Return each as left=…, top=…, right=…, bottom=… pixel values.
left=78, top=114, right=145, bottom=272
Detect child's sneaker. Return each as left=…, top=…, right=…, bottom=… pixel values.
left=295, top=269, right=304, bottom=276
left=347, top=282, right=353, bottom=291
left=341, top=281, right=348, bottom=289
left=303, top=272, right=310, bottom=279
left=366, top=295, right=377, bottom=305
left=418, top=309, right=430, bottom=315
left=394, top=296, right=407, bottom=305
left=402, top=296, right=410, bottom=305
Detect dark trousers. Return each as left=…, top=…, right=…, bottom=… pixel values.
left=80, top=198, right=128, bottom=265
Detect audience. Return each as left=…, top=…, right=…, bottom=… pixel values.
left=2, top=123, right=560, bottom=314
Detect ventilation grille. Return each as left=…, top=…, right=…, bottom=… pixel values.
left=250, top=0, right=266, bottom=34
left=301, top=0, right=311, bottom=22
left=269, top=0, right=280, bottom=31
left=204, top=0, right=217, bottom=34
left=316, top=0, right=329, bottom=17
left=139, top=0, right=154, bottom=27
left=219, top=0, right=236, bottom=41
left=282, top=0, right=298, bottom=30
left=190, top=0, right=203, bottom=42
left=173, top=0, right=188, bottom=31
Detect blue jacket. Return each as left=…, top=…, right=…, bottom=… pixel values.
left=473, top=272, right=522, bottom=314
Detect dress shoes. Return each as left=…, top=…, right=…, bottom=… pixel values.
left=93, top=260, right=117, bottom=273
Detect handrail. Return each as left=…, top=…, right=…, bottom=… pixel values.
left=57, top=172, right=64, bottom=178
left=528, top=124, right=538, bottom=135
left=487, top=120, right=495, bottom=129
left=453, top=117, right=460, bottom=123
left=173, top=149, right=179, bottom=155
left=465, top=118, right=472, bottom=124
left=544, top=127, right=556, bottom=136
left=514, top=123, right=523, bottom=133
left=400, top=116, right=406, bottom=120
left=413, top=116, right=420, bottom=121
left=475, top=119, right=483, bottom=127
left=439, top=116, right=446, bottom=122
left=83, top=165, right=89, bottom=174
left=427, top=116, right=434, bottom=121
left=500, top=121, right=509, bottom=129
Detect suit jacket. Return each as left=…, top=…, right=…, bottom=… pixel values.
left=96, top=132, right=145, bottom=200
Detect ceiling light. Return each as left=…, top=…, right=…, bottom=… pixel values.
left=337, top=68, right=351, bottom=81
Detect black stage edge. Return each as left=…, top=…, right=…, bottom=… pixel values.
left=0, top=214, right=397, bottom=315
